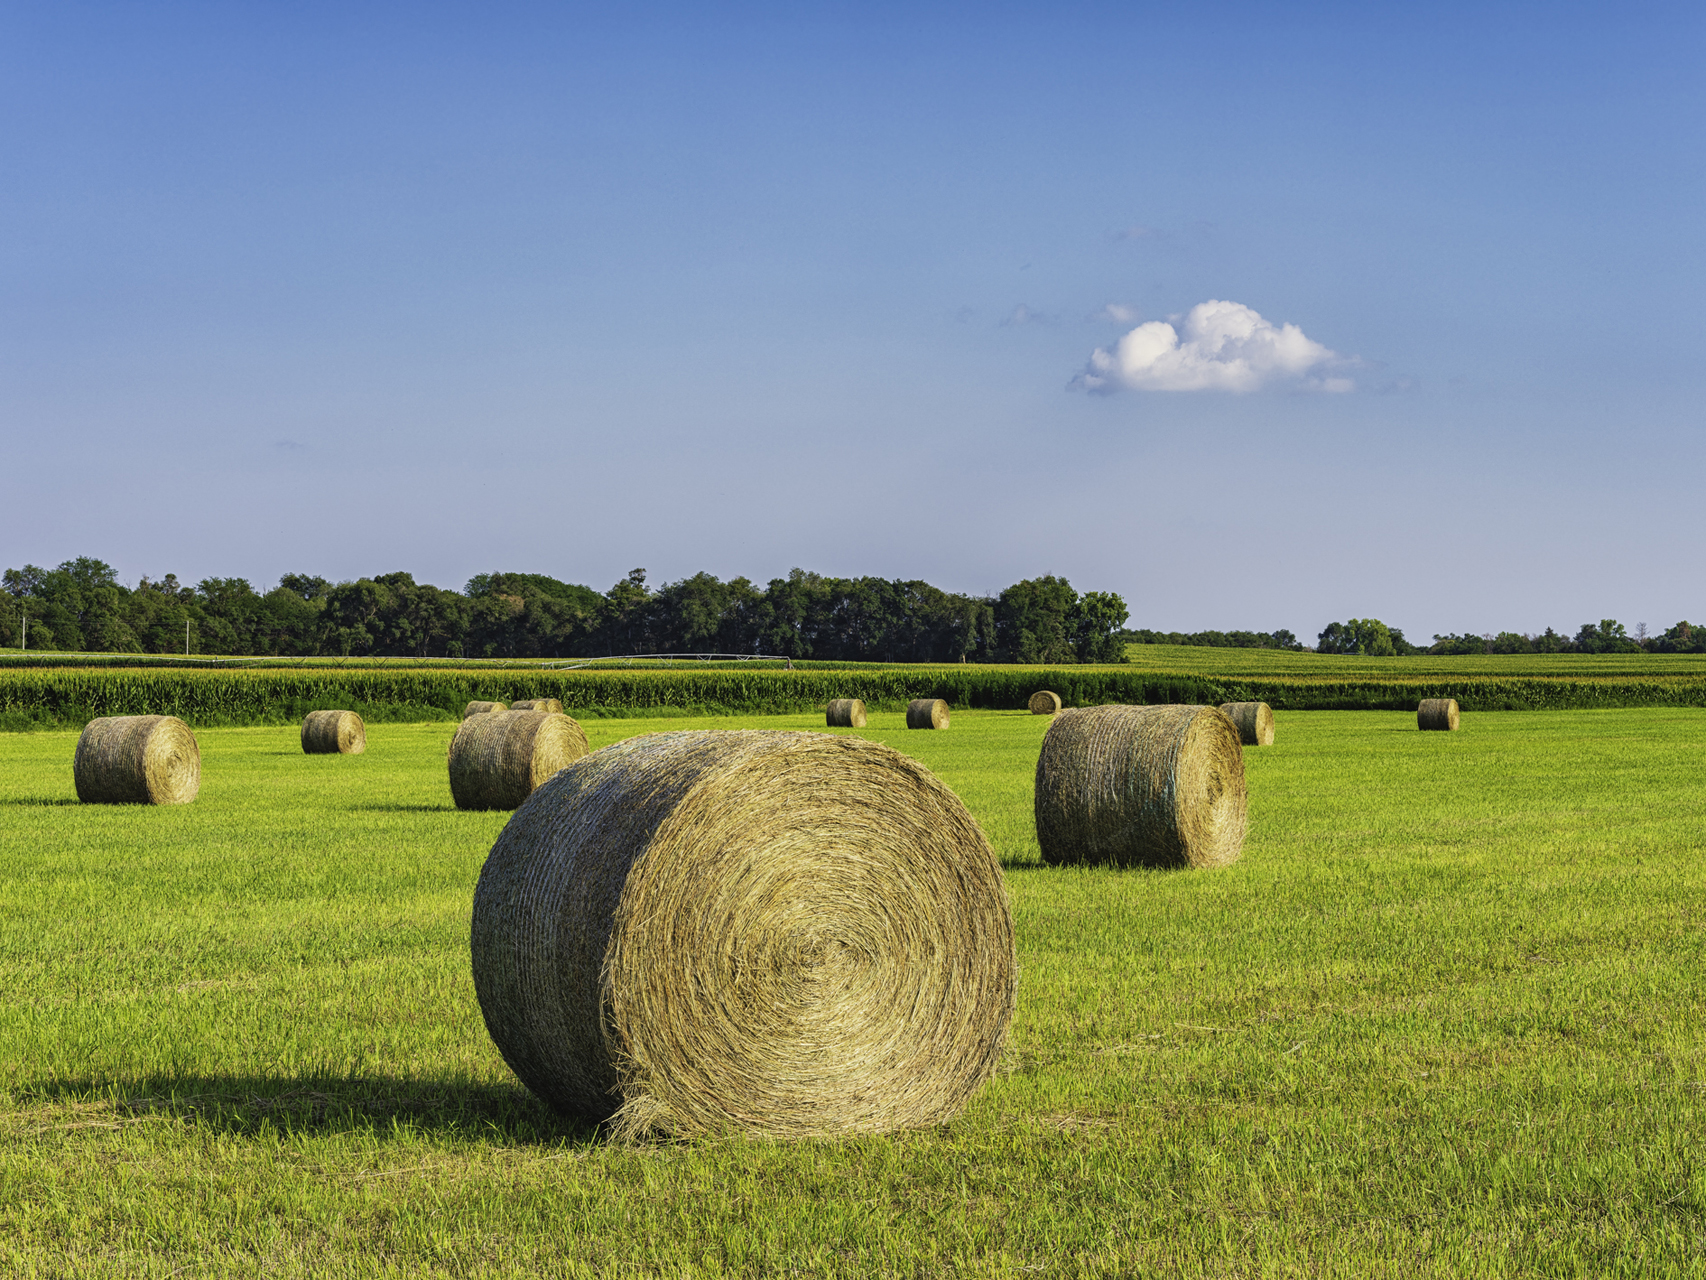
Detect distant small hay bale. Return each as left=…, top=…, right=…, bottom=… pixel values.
left=1035, top=704, right=1247, bottom=870
left=464, top=701, right=508, bottom=718
left=301, top=709, right=366, bottom=755
left=512, top=698, right=564, bottom=715
left=470, top=729, right=1017, bottom=1139
left=74, top=715, right=200, bottom=805
left=825, top=698, right=867, bottom=728
left=448, top=710, right=590, bottom=810
left=1418, top=698, right=1461, bottom=731
left=906, top=698, right=950, bottom=730
left=1218, top=702, right=1275, bottom=747
left=1028, top=690, right=1063, bottom=716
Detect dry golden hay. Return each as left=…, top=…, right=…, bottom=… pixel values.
left=73, top=715, right=200, bottom=805
left=1028, top=690, right=1063, bottom=716
left=1035, top=704, right=1247, bottom=870
left=512, top=698, right=565, bottom=714
left=301, top=709, right=366, bottom=755
left=470, top=729, right=1017, bottom=1140
left=448, top=710, right=590, bottom=810
left=463, top=700, right=508, bottom=718
left=906, top=698, right=950, bottom=730
left=1418, top=698, right=1461, bottom=731
left=1218, top=701, right=1275, bottom=747
left=825, top=698, right=867, bottom=728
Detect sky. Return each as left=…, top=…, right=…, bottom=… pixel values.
left=2, top=1, right=1702, bottom=641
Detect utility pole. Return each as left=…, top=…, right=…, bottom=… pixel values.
left=185, top=618, right=190, bottom=657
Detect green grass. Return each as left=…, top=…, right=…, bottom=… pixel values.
left=1124, top=642, right=1706, bottom=679
left=2, top=710, right=1703, bottom=1276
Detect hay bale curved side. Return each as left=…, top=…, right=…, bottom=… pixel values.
left=512, top=698, right=565, bottom=714
left=1418, top=698, right=1460, bottom=731
left=825, top=698, right=867, bottom=728
left=74, top=715, right=201, bottom=805
left=1035, top=704, right=1247, bottom=869
left=1218, top=701, right=1275, bottom=747
left=301, top=709, right=366, bottom=755
left=449, top=710, right=590, bottom=810
left=464, top=700, right=508, bottom=718
left=470, top=729, right=1017, bottom=1139
left=905, top=698, right=950, bottom=730
left=1028, top=690, right=1062, bottom=716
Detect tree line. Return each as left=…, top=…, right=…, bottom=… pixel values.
left=1313, top=617, right=1706, bottom=656
left=0, top=558, right=1131, bottom=663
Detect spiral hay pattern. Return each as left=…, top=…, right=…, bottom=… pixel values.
left=1028, top=690, right=1062, bottom=716
left=470, top=729, right=1017, bottom=1139
left=448, top=710, right=590, bottom=810
left=301, top=709, right=366, bottom=755
left=1035, top=704, right=1247, bottom=870
left=825, top=698, right=867, bottom=728
left=73, top=715, right=201, bottom=806
left=1418, top=698, right=1460, bottom=731
left=1218, top=702, right=1275, bottom=747
left=906, top=698, right=950, bottom=730
left=512, top=698, right=564, bottom=714
left=464, top=701, right=508, bottom=718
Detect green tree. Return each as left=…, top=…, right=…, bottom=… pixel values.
left=995, top=576, right=1079, bottom=663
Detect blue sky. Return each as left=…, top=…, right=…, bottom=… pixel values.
left=3, top=1, right=1702, bottom=640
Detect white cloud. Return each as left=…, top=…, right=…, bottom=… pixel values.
left=1095, top=302, right=1139, bottom=324
left=1073, top=299, right=1351, bottom=393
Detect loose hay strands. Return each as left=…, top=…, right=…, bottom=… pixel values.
left=1035, top=704, right=1247, bottom=870
left=512, top=698, right=564, bottom=714
left=300, top=709, right=366, bottom=755
left=448, top=711, right=589, bottom=810
left=1028, top=690, right=1063, bottom=716
left=470, top=730, right=1017, bottom=1140
left=73, top=715, right=200, bottom=805
left=825, top=698, right=867, bottom=728
left=1218, top=701, right=1275, bottom=747
left=906, top=698, right=950, bottom=730
left=1418, top=698, right=1461, bottom=731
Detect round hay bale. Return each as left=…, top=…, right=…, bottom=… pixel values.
left=905, top=698, right=950, bottom=730
left=825, top=698, right=867, bottom=728
left=464, top=700, right=507, bottom=718
left=471, top=729, right=1016, bottom=1139
left=1028, top=690, right=1062, bottom=716
left=1035, top=704, right=1247, bottom=870
left=448, top=710, right=590, bottom=810
left=73, top=715, right=200, bottom=806
left=1418, top=698, right=1460, bottom=731
left=1218, top=701, right=1275, bottom=747
left=301, top=709, right=366, bottom=755
left=512, top=698, right=564, bottom=715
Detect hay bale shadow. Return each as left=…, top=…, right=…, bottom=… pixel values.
left=21, top=1075, right=600, bottom=1146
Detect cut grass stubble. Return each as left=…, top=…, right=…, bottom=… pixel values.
left=0, top=708, right=1703, bottom=1275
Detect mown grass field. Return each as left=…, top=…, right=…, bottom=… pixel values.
left=2, top=709, right=1703, bottom=1276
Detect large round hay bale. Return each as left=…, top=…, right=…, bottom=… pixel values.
left=73, top=715, right=200, bottom=805
left=1218, top=701, right=1275, bottom=747
left=512, top=698, right=564, bottom=715
left=825, top=698, right=867, bottom=728
left=1028, top=690, right=1063, bottom=716
left=448, top=710, right=589, bottom=810
left=1035, top=704, right=1247, bottom=869
left=471, top=730, right=1016, bottom=1138
left=1418, top=698, right=1460, bottom=731
left=906, top=698, right=950, bottom=730
left=301, top=709, right=366, bottom=755
left=464, top=700, right=508, bottom=718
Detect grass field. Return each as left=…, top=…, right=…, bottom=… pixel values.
left=2, top=709, right=1703, bottom=1276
